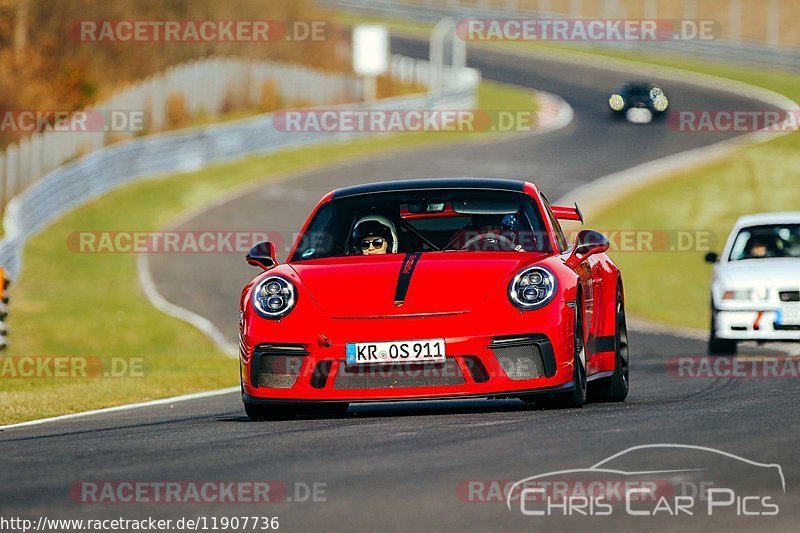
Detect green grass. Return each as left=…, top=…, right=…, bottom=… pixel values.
left=334, top=10, right=800, bottom=330
left=0, top=81, right=537, bottom=424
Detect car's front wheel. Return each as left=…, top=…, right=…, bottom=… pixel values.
left=589, top=287, right=630, bottom=402
left=538, top=303, right=587, bottom=409
left=708, top=304, right=737, bottom=355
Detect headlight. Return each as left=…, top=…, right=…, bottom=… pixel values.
left=722, top=288, right=769, bottom=301
left=509, top=267, right=557, bottom=310
left=652, top=94, right=669, bottom=112
left=252, top=276, right=297, bottom=318
left=609, top=94, right=625, bottom=111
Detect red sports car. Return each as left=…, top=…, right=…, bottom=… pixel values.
left=239, top=178, right=628, bottom=420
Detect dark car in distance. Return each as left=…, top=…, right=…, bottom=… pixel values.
left=608, top=82, right=670, bottom=123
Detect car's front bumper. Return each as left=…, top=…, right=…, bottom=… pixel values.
left=240, top=302, right=595, bottom=402
left=714, top=307, right=800, bottom=341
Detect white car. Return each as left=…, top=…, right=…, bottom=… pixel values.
left=705, top=212, right=800, bottom=354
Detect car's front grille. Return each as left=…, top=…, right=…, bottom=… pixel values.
left=774, top=324, right=800, bottom=331
left=333, top=359, right=465, bottom=389
left=251, top=344, right=308, bottom=389
left=779, top=290, right=800, bottom=302
left=489, top=336, right=557, bottom=380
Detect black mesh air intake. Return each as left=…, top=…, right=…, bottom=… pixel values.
left=489, top=336, right=556, bottom=380
left=250, top=344, right=308, bottom=389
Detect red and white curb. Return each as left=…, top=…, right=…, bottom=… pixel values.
left=535, top=90, right=573, bottom=133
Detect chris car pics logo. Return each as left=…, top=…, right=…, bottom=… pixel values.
left=506, top=444, right=784, bottom=518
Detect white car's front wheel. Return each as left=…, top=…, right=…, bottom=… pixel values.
left=708, top=303, right=738, bottom=355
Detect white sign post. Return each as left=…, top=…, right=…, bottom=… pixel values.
left=352, top=25, right=389, bottom=102
left=430, top=18, right=465, bottom=91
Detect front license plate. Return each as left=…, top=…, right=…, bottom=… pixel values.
left=777, top=307, right=800, bottom=326
left=345, top=339, right=446, bottom=365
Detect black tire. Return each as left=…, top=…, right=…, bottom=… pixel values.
left=244, top=402, right=297, bottom=421
left=610, top=109, right=626, bottom=120
left=708, top=305, right=738, bottom=355
left=589, top=287, right=630, bottom=402
left=539, top=303, right=587, bottom=409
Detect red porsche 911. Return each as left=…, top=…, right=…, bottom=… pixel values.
left=239, top=178, right=628, bottom=420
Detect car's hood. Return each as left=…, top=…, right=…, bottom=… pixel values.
left=289, top=252, right=549, bottom=317
left=717, top=258, right=800, bottom=288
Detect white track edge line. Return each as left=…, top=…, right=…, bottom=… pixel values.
left=0, top=387, right=239, bottom=431
left=136, top=253, right=238, bottom=357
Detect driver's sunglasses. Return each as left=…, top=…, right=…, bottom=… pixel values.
left=359, top=238, right=385, bottom=250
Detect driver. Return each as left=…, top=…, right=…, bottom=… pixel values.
left=352, top=216, right=398, bottom=255
left=746, top=239, right=769, bottom=258
left=451, top=213, right=525, bottom=251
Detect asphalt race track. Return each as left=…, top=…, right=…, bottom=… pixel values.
left=2, top=39, right=799, bottom=532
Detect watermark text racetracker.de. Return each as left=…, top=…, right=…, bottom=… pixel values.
left=456, top=18, right=719, bottom=42
left=70, top=480, right=326, bottom=504
left=0, top=110, right=144, bottom=133
left=71, top=20, right=327, bottom=43
left=563, top=229, right=715, bottom=253
left=0, top=356, right=145, bottom=379
left=69, top=231, right=273, bottom=254
left=669, top=109, right=800, bottom=133
left=273, top=109, right=541, bottom=134
left=68, top=229, right=717, bottom=254
left=669, top=355, right=800, bottom=379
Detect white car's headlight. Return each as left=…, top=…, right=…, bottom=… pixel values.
left=252, top=276, right=296, bottom=318
left=509, top=267, right=557, bottom=310
left=609, top=94, right=625, bottom=111
left=722, top=288, right=769, bottom=301
left=652, top=94, right=669, bottom=112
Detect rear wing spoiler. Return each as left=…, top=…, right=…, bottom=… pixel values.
left=551, top=203, right=584, bottom=224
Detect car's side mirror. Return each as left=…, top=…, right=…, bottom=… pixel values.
left=246, top=241, right=277, bottom=270
left=566, top=229, right=610, bottom=268
left=704, top=252, right=719, bottom=264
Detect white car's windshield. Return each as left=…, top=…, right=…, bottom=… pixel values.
left=728, top=224, right=800, bottom=261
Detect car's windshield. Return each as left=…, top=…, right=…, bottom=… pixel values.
left=728, top=223, right=800, bottom=261
left=625, top=86, right=650, bottom=97
left=619, top=84, right=653, bottom=98
left=290, top=189, right=552, bottom=261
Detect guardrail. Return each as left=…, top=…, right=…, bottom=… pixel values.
left=0, top=57, right=363, bottom=210
left=0, top=55, right=480, bottom=279
left=324, top=0, right=800, bottom=72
